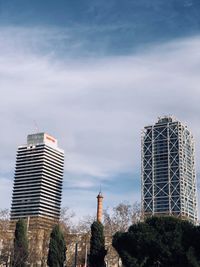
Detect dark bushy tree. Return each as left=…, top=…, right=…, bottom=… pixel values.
left=47, top=224, right=66, bottom=267
left=113, top=216, right=200, bottom=267
left=13, top=218, right=28, bottom=267
left=89, top=221, right=107, bottom=267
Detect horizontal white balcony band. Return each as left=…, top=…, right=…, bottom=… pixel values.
left=16, top=157, right=64, bottom=169
left=15, top=166, right=64, bottom=177
left=14, top=171, right=63, bottom=181
left=16, top=152, right=62, bottom=162
left=14, top=178, right=62, bottom=187
left=17, top=145, right=64, bottom=159
left=12, top=187, right=62, bottom=196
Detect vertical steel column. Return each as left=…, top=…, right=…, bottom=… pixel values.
left=152, top=126, right=155, bottom=215
left=167, top=123, right=172, bottom=215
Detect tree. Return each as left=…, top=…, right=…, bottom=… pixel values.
left=112, top=216, right=200, bottom=267
left=13, top=218, right=28, bottom=267
left=76, top=214, right=96, bottom=234
left=103, top=202, right=140, bottom=266
left=103, top=202, right=140, bottom=235
left=0, top=209, right=12, bottom=266
left=47, top=224, right=66, bottom=267
left=89, top=221, right=107, bottom=267
left=59, top=206, right=75, bottom=233
left=0, top=209, right=10, bottom=232
left=63, top=214, right=94, bottom=267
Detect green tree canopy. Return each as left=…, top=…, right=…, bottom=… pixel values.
left=47, top=224, right=66, bottom=267
left=13, top=218, right=28, bottom=267
left=89, top=221, right=107, bottom=267
left=112, top=216, right=200, bottom=267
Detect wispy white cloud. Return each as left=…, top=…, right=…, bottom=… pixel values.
left=0, top=27, right=200, bottom=216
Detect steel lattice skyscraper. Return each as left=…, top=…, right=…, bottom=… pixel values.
left=141, top=116, right=198, bottom=224
left=10, top=133, right=64, bottom=229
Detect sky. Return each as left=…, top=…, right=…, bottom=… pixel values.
left=0, top=0, right=200, bottom=220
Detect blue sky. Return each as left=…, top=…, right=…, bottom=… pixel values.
left=0, top=0, right=200, bottom=220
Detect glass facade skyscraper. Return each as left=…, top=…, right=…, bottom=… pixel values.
left=141, top=116, right=197, bottom=224
left=10, top=133, right=64, bottom=229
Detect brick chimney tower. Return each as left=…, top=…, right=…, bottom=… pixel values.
left=97, top=191, right=103, bottom=223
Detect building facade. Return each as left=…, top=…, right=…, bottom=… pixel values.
left=141, top=116, right=198, bottom=224
left=10, top=133, right=64, bottom=229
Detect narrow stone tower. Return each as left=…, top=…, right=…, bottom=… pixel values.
left=97, top=191, right=103, bottom=223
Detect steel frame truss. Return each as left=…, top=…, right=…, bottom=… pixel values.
left=141, top=117, right=198, bottom=224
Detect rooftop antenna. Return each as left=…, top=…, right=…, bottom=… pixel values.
left=33, top=120, right=39, bottom=133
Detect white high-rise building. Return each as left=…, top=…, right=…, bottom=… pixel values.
left=141, top=116, right=198, bottom=224
left=10, top=133, right=64, bottom=229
